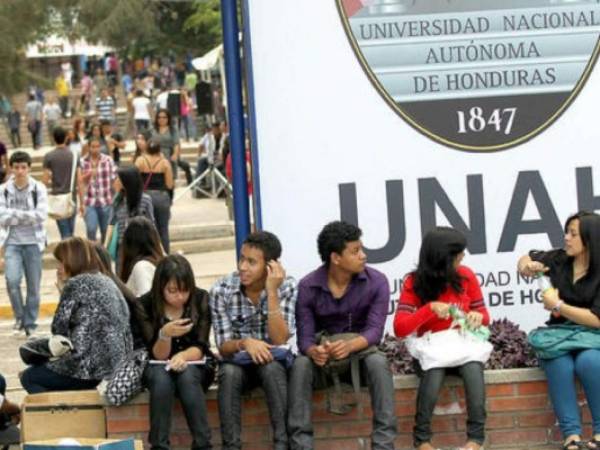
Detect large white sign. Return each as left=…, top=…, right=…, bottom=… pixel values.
left=244, top=0, right=600, bottom=332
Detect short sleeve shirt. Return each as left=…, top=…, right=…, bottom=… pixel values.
left=152, top=129, right=180, bottom=159
left=530, top=248, right=600, bottom=324
left=42, top=147, right=77, bottom=195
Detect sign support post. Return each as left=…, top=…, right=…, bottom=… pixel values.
left=221, top=0, right=250, bottom=257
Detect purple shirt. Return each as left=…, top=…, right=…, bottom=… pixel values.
left=296, top=264, right=390, bottom=354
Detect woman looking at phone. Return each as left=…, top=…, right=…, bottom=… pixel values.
left=132, top=254, right=214, bottom=449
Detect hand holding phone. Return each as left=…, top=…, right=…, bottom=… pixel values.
left=162, top=318, right=193, bottom=338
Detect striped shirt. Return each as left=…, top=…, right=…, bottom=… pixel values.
left=0, top=177, right=48, bottom=251
left=96, top=96, right=115, bottom=121
left=209, top=272, right=298, bottom=348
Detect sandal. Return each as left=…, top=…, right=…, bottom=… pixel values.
left=563, top=439, right=585, bottom=450
left=587, top=438, right=600, bottom=449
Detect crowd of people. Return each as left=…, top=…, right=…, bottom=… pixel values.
left=0, top=137, right=598, bottom=450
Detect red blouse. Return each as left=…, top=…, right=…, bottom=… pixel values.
left=394, top=265, right=490, bottom=338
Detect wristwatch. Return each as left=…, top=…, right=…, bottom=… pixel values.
left=158, top=328, right=171, bottom=341
left=551, top=300, right=563, bottom=315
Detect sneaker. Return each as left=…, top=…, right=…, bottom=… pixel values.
left=12, top=322, right=22, bottom=336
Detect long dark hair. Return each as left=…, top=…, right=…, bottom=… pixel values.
left=153, top=108, right=173, bottom=131
left=562, top=211, right=600, bottom=299
left=412, top=227, right=467, bottom=302
left=149, top=255, right=196, bottom=329
left=134, top=130, right=152, bottom=162
left=117, top=166, right=143, bottom=214
left=92, top=242, right=136, bottom=305
left=119, top=217, right=165, bottom=283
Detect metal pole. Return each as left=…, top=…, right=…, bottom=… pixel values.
left=221, top=0, right=250, bottom=258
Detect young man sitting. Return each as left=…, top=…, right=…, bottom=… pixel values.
left=210, top=231, right=298, bottom=450
left=288, top=221, right=397, bottom=450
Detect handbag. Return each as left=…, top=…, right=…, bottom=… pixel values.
left=19, top=335, right=73, bottom=365
left=405, top=328, right=493, bottom=371
left=106, top=222, right=119, bottom=261
left=528, top=323, right=600, bottom=360
left=105, top=348, right=149, bottom=406
left=47, top=149, right=78, bottom=219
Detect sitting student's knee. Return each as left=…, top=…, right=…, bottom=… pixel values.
left=219, top=363, right=243, bottom=383
left=575, top=349, right=600, bottom=374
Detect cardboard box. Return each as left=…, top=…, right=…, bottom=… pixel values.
left=21, top=391, right=106, bottom=442
left=23, top=438, right=143, bottom=450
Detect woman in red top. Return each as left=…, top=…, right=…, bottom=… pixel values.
left=395, top=227, right=490, bottom=450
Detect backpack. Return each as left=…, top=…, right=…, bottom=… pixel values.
left=3, top=184, right=38, bottom=208
left=317, top=332, right=379, bottom=415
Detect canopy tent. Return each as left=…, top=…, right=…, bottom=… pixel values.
left=191, top=44, right=224, bottom=71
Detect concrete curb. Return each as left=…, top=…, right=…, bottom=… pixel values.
left=0, top=302, right=57, bottom=320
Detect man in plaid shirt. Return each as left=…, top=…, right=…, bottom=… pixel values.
left=79, top=137, right=116, bottom=243
left=210, top=231, right=297, bottom=450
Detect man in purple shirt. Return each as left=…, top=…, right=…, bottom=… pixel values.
left=288, top=221, right=397, bottom=450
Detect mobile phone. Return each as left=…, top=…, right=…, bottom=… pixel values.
left=180, top=318, right=193, bottom=326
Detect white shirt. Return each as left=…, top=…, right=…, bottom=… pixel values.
left=126, top=260, right=156, bottom=297
left=200, top=132, right=216, bottom=164
left=132, top=96, right=151, bottom=121
left=155, top=91, right=168, bottom=110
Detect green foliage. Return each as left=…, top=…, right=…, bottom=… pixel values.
left=0, top=0, right=224, bottom=95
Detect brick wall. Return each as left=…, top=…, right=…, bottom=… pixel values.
left=105, top=368, right=589, bottom=449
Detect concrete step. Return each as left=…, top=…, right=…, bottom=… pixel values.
left=0, top=248, right=237, bottom=322
left=39, top=236, right=234, bottom=271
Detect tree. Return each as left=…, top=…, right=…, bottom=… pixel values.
left=0, top=0, right=224, bottom=96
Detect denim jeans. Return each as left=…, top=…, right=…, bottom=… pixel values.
left=414, top=361, right=486, bottom=447
left=56, top=212, right=76, bottom=239
left=541, top=349, right=600, bottom=438
left=146, top=190, right=171, bottom=253
left=217, top=361, right=288, bottom=450
left=288, top=353, right=397, bottom=450
left=144, top=364, right=214, bottom=450
left=20, top=365, right=99, bottom=394
left=84, top=205, right=111, bottom=243
left=4, top=244, right=42, bottom=330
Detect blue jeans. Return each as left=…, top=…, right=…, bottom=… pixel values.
left=20, top=365, right=99, bottom=394
left=56, top=212, right=76, bottom=239
left=541, top=349, right=600, bottom=438
left=84, top=205, right=111, bottom=243
left=4, top=244, right=42, bottom=330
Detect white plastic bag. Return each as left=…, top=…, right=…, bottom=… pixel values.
left=405, top=328, right=493, bottom=371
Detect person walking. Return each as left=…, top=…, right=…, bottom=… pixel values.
left=7, top=107, right=21, bottom=148
left=0, top=151, right=48, bottom=338
left=42, top=127, right=81, bottom=239
left=134, top=133, right=173, bottom=253
left=79, top=137, right=117, bottom=243
left=24, top=94, right=42, bottom=149
left=152, top=109, right=192, bottom=185
left=42, top=97, right=62, bottom=144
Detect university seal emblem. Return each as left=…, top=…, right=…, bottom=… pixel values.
left=337, top=0, right=600, bottom=151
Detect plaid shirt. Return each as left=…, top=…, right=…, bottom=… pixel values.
left=209, top=271, right=298, bottom=348
left=81, top=154, right=116, bottom=207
